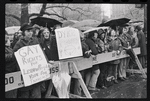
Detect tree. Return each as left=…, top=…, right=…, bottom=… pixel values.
left=5, top=3, right=103, bottom=27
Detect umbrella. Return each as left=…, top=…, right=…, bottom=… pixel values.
left=72, top=19, right=101, bottom=28
left=83, top=27, right=108, bottom=34
left=98, top=18, right=130, bottom=27
left=30, top=16, right=62, bottom=28
left=5, top=26, right=20, bottom=35
left=62, top=20, right=76, bottom=27
left=75, top=26, right=95, bottom=32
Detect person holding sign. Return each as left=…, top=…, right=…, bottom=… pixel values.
left=5, top=30, right=19, bottom=98
left=13, top=23, right=42, bottom=98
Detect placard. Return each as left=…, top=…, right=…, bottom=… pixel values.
left=55, top=27, right=83, bottom=59
left=5, top=71, right=24, bottom=92
left=14, top=44, right=50, bottom=86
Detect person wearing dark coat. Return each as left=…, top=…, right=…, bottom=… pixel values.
left=13, top=23, right=42, bottom=98
left=85, top=30, right=100, bottom=91
left=107, top=30, right=122, bottom=84
left=11, top=32, right=19, bottom=49
left=5, top=30, right=19, bottom=98
left=135, top=25, right=147, bottom=68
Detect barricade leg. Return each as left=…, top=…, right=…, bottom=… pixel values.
left=71, top=62, right=92, bottom=98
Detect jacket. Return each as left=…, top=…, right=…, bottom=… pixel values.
left=13, top=37, right=41, bottom=91
left=108, top=38, right=122, bottom=64
left=137, top=30, right=147, bottom=55
left=85, top=38, right=99, bottom=55
left=81, top=39, right=91, bottom=58
left=5, top=46, right=19, bottom=73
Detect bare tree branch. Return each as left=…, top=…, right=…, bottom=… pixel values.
left=5, top=13, right=21, bottom=22
left=40, top=3, right=47, bottom=16
left=46, top=5, right=90, bottom=16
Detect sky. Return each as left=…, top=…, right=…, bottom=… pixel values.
left=101, top=4, right=112, bottom=18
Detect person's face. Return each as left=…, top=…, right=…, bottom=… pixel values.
left=43, top=28, right=50, bottom=39
left=35, top=29, right=40, bottom=36
left=110, top=30, right=117, bottom=40
left=24, top=29, right=33, bottom=39
left=123, top=27, right=127, bottom=34
left=130, top=27, right=134, bottom=32
left=93, top=32, right=98, bottom=39
left=100, top=33, right=105, bottom=39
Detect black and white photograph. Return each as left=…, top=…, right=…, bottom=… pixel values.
left=5, top=3, right=147, bottom=98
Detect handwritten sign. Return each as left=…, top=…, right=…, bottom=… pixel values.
left=14, top=44, right=50, bottom=86
left=55, top=27, right=83, bottom=59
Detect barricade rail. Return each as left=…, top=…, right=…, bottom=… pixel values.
left=5, top=47, right=140, bottom=92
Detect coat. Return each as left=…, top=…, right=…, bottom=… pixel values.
left=81, top=39, right=91, bottom=58
left=108, top=38, right=122, bottom=64
left=137, top=30, right=147, bottom=55
left=13, top=37, right=41, bottom=91
left=5, top=46, right=19, bottom=74
left=85, top=38, right=99, bottom=55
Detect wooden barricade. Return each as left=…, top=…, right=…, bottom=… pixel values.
left=5, top=47, right=143, bottom=98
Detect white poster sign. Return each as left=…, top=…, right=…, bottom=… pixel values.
left=5, top=71, right=24, bottom=92
left=14, top=44, right=50, bottom=86
left=55, top=27, right=83, bottom=59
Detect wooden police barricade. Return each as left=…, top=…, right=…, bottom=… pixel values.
left=5, top=47, right=141, bottom=98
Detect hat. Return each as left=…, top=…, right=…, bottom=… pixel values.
left=20, top=23, right=33, bottom=32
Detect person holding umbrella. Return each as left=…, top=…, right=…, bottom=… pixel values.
left=13, top=23, right=42, bottom=98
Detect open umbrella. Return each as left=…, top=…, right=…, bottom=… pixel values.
left=62, top=20, right=76, bottom=27
left=30, top=16, right=62, bottom=28
left=72, top=19, right=101, bottom=28
left=75, top=26, right=95, bottom=32
left=5, top=26, right=20, bottom=35
left=83, top=27, right=108, bottom=34
left=98, top=18, right=130, bottom=27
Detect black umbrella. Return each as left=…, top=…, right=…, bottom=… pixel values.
left=30, top=16, right=62, bottom=28
left=98, top=18, right=130, bottom=27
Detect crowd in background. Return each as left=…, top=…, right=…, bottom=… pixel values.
left=5, top=22, right=147, bottom=98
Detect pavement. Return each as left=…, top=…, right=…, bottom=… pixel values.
left=83, top=73, right=147, bottom=98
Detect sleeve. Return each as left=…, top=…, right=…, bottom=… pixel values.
left=85, top=39, right=98, bottom=55
left=13, top=41, right=21, bottom=52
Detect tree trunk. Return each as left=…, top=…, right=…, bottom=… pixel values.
left=21, top=4, right=29, bottom=26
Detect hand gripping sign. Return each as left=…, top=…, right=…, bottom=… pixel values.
left=55, top=27, right=83, bottom=60
left=14, top=44, right=50, bottom=87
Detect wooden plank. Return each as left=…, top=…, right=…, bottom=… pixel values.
left=72, top=62, right=92, bottom=98
left=45, top=80, right=53, bottom=98
left=126, top=68, right=147, bottom=74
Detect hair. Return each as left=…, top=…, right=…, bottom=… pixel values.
left=110, top=25, right=116, bottom=31
left=88, top=30, right=98, bottom=39
left=118, top=26, right=124, bottom=35
left=135, top=25, right=142, bottom=31
left=37, top=27, right=51, bottom=43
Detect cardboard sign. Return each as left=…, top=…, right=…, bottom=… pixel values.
left=55, top=27, right=83, bottom=59
left=14, top=44, right=50, bottom=86
left=5, top=71, right=24, bottom=92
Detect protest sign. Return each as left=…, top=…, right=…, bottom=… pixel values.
left=55, top=27, right=83, bottom=59
left=5, top=71, right=24, bottom=92
left=14, top=44, right=50, bottom=86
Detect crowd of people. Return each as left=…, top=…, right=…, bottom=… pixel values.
left=5, top=22, right=147, bottom=98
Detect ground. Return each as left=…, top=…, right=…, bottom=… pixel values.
left=86, top=73, right=147, bottom=98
